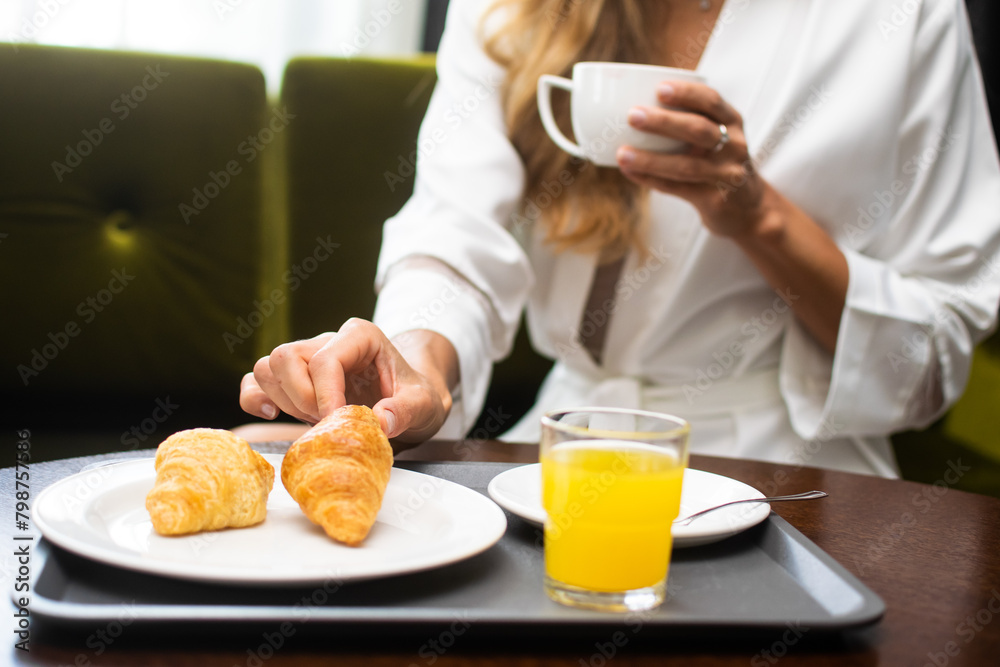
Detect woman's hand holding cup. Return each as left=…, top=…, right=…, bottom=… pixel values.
left=616, top=79, right=777, bottom=240
left=536, top=63, right=781, bottom=241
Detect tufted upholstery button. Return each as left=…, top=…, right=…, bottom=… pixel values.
left=0, top=45, right=271, bottom=436
left=103, top=210, right=135, bottom=248
left=107, top=210, right=134, bottom=229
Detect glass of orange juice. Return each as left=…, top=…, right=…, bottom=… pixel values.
left=541, top=407, right=689, bottom=612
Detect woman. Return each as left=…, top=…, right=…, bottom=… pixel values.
left=240, top=0, right=1000, bottom=477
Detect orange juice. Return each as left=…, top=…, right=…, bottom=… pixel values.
left=542, top=441, right=684, bottom=592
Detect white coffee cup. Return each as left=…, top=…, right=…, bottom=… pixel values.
left=537, top=62, right=706, bottom=167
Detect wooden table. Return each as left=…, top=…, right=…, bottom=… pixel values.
left=6, top=439, right=1000, bottom=666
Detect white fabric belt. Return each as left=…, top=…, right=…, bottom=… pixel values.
left=500, top=362, right=901, bottom=479
left=548, top=364, right=782, bottom=419
left=500, top=363, right=783, bottom=444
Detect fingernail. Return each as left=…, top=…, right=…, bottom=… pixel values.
left=627, top=108, right=647, bottom=126
left=617, top=146, right=636, bottom=165
left=261, top=403, right=277, bottom=420
left=658, top=83, right=675, bottom=99
left=384, top=409, right=397, bottom=437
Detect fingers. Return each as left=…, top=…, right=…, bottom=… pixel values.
left=252, top=320, right=391, bottom=423
left=371, top=403, right=398, bottom=438
left=268, top=344, right=323, bottom=418
left=620, top=80, right=747, bottom=184
left=239, top=372, right=279, bottom=420
left=309, top=320, right=386, bottom=418
left=617, top=169, right=702, bottom=201
left=617, top=147, right=715, bottom=183
left=620, top=147, right=767, bottom=238
left=250, top=333, right=333, bottom=423
left=253, top=354, right=319, bottom=423
left=657, top=79, right=741, bottom=126
left=628, top=106, right=724, bottom=152
left=623, top=79, right=743, bottom=157
left=242, top=319, right=449, bottom=443
left=373, top=382, right=444, bottom=443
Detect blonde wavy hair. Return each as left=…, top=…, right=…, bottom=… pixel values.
left=482, top=0, right=662, bottom=259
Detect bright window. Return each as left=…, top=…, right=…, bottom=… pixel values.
left=1, top=0, right=428, bottom=93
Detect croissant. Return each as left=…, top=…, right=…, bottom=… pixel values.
left=146, top=428, right=274, bottom=536
left=281, top=405, right=393, bottom=546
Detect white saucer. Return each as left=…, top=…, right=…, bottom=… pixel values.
left=487, top=463, right=769, bottom=548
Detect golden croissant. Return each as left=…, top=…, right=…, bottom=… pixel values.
left=146, top=428, right=274, bottom=536
left=281, top=405, right=393, bottom=546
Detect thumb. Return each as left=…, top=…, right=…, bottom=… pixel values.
left=374, top=384, right=441, bottom=442
left=372, top=401, right=399, bottom=438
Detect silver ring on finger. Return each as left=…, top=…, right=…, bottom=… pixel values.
left=713, top=124, right=730, bottom=153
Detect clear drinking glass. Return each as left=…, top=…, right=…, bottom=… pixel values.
left=541, top=407, right=690, bottom=612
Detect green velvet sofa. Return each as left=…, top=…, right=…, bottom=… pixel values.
left=0, top=45, right=550, bottom=463
left=1, top=44, right=996, bottom=498
left=0, top=46, right=269, bottom=459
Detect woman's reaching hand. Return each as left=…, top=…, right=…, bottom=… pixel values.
left=239, top=319, right=456, bottom=443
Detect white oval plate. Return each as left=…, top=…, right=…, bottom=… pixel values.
left=33, top=454, right=507, bottom=586
left=487, top=464, right=769, bottom=548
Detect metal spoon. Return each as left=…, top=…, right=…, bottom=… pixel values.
left=674, top=490, right=828, bottom=526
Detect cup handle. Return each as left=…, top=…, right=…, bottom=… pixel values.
left=537, top=74, right=584, bottom=159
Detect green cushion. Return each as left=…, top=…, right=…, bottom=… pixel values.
left=893, top=332, right=1000, bottom=498
left=0, top=45, right=268, bottom=431
left=943, top=333, right=1000, bottom=458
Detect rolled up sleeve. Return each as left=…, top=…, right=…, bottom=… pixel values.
left=782, top=0, right=1000, bottom=440
left=373, top=0, right=533, bottom=436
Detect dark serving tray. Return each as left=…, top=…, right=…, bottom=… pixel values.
left=17, top=460, right=884, bottom=638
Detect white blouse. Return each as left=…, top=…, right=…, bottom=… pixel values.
left=372, top=0, right=1000, bottom=477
